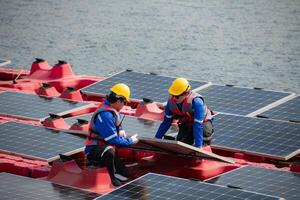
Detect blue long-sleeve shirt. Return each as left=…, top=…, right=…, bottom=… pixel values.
left=85, top=101, right=134, bottom=155
left=155, top=97, right=205, bottom=147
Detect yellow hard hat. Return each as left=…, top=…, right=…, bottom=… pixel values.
left=111, top=83, right=130, bottom=101
left=168, top=77, right=191, bottom=96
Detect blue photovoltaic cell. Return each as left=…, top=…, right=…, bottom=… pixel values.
left=212, top=114, right=300, bottom=160
left=0, top=122, right=85, bottom=161
left=0, top=173, right=99, bottom=200
left=197, top=85, right=290, bottom=115
left=0, top=91, right=91, bottom=121
left=81, top=70, right=207, bottom=103
left=258, top=96, right=300, bottom=123
left=206, top=166, right=300, bottom=200
left=95, top=173, right=283, bottom=200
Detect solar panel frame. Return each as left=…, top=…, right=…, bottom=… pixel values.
left=195, top=84, right=293, bottom=116
left=258, top=96, right=300, bottom=123
left=0, top=121, right=85, bottom=162
left=212, top=113, right=300, bottom=160
left=205, top=166, right=300, bottom=200
left=0, top=173, right=100, bottom=200
left=95, top=172, right=284, bottom=200
left=80, top=70, right=210, bottom=104
left=0, top=91, right=92, bottom=121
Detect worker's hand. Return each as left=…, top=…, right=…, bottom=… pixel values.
left=130, top=134, right=139, bottom=144
left=119, top=130, right=127, bottom=137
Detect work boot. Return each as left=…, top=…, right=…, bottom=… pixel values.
left=111, top=178, right=122, bottom=187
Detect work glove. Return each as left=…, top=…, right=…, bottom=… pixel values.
left=119, top=130, right=127, bottom=137
left=130, top=134, right=139, bottom=144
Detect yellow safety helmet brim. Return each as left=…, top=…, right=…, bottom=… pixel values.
left=168, top=77, right=191, bottom=96
left=110, top=83, right=130, bottom=101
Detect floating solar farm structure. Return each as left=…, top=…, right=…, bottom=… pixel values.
left=0, top=67, right=300, bottom=200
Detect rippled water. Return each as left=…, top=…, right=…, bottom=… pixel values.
left=0, top=0, right=299, bottom=93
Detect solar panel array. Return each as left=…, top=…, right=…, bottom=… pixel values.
left=0, top=91, right=91, bottom=121
left=0, top=122, right=85, bottom=162
left=258, top=96, right=300, bottom=123
left=81, top=70, right=208, bottom=103
left=212, top=114, right=300, bottom=160
left=197, top=85, right=290, bottom=115
left=95, top=173, right=283, bottom=200
left=206, top=166, right=300, bottom=200
left=0, top=173, right=99, bottom=200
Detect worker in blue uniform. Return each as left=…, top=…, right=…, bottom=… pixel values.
left=85, top=83, right=138, bottom=187
left=155, top=78, right=214, bottom=147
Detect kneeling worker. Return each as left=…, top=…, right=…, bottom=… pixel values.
left=155, top=78, right=214, bottom=147
left=85, top=83, right=138, bottom=186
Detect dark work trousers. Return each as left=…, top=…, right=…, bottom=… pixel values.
left=87, top=146, right=129, bottom=180
left=176, top=120, right=214, bottom=146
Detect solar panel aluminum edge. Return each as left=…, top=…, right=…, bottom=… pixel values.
left=0, top=121, right=85, bottom=162
left=0, top=173, right=100, bottom=200
left=205, top=166, right=300, bottom=200
left=212, top=113, right=300, bottom=160
left=80, top=70, right=209, bottom=104
left=0, top=91, right=92, bottom=121
left=94, top=172, right=284, bottom=200
left=195, top=84, right=293, bottom=116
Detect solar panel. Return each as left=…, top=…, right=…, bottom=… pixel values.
left=258, top=96, right=300, bottom=123
left=64, top=113, right=177, bottom=138
left=0, top=91, right=92, bottom=121
left=0, top=122, right=85, bottom=162
left=63, top=114, right=232, bottom=163
left=212, top=114, right=300, bottom=160
left=81, top=70, right=208, bottom=103
left=196, top=85, right=291, bottom=115
left=206, top=166, right=300, bottom=200
left=0, top=173, right=99, bottom=200
left=95, top=173, right=283, bottom=200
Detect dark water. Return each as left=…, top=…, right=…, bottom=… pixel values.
left=0, top=0, right=299, bottom=93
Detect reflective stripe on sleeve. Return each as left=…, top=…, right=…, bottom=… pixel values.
left=104, top=133, right=118, bottom=141
left=97, top=114, right=103, bottom=123
left=165, top=115, right=172, bottom=118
